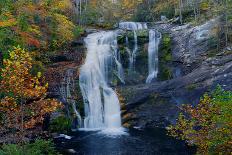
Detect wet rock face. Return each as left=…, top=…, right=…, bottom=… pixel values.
left=120, top=18, right=232, bottom=129
left=116, top=30, right=150, bottom=85
left=170, top=18, right=219, bottom=75
left=120, top=53, right=232, bottom=128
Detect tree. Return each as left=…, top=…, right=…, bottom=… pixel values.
left=0, top=47, right=62, bottom=142
left=168, top=86, right=232, bottom=154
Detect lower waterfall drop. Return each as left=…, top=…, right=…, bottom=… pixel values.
left=146, top=30, right=162, bottom=83
left=79, top=31, right=124, bottom=133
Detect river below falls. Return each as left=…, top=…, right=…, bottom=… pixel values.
left=54, top=128, right=195, bottom=155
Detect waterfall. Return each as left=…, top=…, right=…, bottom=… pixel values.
left=60, top=69, right=82, bottom=128
left=119, top=22, right=147, bottom=73
left=127, top=31, right=138, bottom=72
left=79, top=31, right=123, bottom=130
left=119, top=22, right=148, bottom=30
left=112, top=38, right=125, bottom=83
left=146, top=30, right=162, bottom=83
left=79, top=22, right=161, bottom=133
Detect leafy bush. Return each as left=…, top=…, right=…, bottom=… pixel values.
left=49, top=116, right=71, bottom=133
left=168, top=86, right=232, bottom=154
left=0, top=139, right=59, bottom=155
left=73, top=26, right=85, bottom=38
left=26, top=139, right=58, bottom=155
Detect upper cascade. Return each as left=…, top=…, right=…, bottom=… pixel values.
left=119, top=22, right=148, bottom=30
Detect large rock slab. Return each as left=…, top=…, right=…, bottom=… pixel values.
left=119, top=18, right=232, bottom=128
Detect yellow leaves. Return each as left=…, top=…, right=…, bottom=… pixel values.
left=9, top=51, right=16, bottom=59
left=1, top=47, right=63, bottom=132
left=37, top=72, right=42, bottom=78
left=54, top=0, right=73, bottom=11
left=1, top=47, right=46, bottom=98
left=45, top=83, right=49, bottom=88
left=0, top=11, right=17, bottom=27
left=200, top=2, right=209, bottom=11
left=154, top=0, right=177, bottom=13
left=28, top=25, right=41, bottom=36
left=53, top=13, right=75, bottom=42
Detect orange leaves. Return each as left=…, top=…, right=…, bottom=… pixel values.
left=168, top=88, right=232, bottom=154
left=0, top=47, right=43, bottom=98
left=0, top=18, right=17, bottom=27
left=0, top=96, right=18, bottom=111
left=17, top=31, right=41, bottom=48
left=168, top=95, right=218, bottom=154
left=24, top=99, right=62, bottom=129
left=28, top=37, right=41, bottom=48
left=0, top=47, right=62, bottom=133
left=0, top=11, right=17, bottom=27
left=0, top=0, right=75, bottom=51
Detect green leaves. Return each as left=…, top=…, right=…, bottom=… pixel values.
left=168, top=86, right=232, bottom=154
left=0, top=139, right=59, bottom=155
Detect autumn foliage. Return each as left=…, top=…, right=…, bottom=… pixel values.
left=168, top=86, right=232, bottom=154
left=0, top=47, right=62, bottom=138
left=0, top=0, right=76, bottom=55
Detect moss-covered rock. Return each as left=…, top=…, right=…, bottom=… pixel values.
left=158, top=33, right=173, bottom=81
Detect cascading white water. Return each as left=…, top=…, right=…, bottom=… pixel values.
left=146, top=30, right=162, bottom=83
left=60, top=69, right=82, bottom=128
left=112, top=38, right=125, bottom=83
left=79, top=31, right=123, bottom=130
left=126, top=31, right=138, bottom=72
left=119, top=22, right=148, bottom=30
left=119, top=22, right=147, bottom=72
left=79, top=22, right=161, bottom=134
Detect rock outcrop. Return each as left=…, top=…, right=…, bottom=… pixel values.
left=119, top=18, right=232, bottom=128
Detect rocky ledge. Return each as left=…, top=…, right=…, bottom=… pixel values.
left=119, top=18, right=232, bottom=128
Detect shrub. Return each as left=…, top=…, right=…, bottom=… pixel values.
left=49, top=116, right=71, bottom=133
left=0, top=139, right=59, bottom=155
left=168, top=86, right=232, bottom=154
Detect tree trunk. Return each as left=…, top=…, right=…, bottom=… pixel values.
left=179, top=0, right=183, bottom=24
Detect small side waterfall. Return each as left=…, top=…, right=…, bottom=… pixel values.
left=126, top=31, right=138, bottom=72
left=119, top=22, right=147, bottom=73
left=112, top=38, right=125, bottom=83
left=79, top=31, right=123, bottom=130
left=146, top=30, right=162, bottom=83
left=60, top=69, right=82, bottom=128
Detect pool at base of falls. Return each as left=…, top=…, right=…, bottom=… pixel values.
left=54, top=128, right=196, bottom=155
